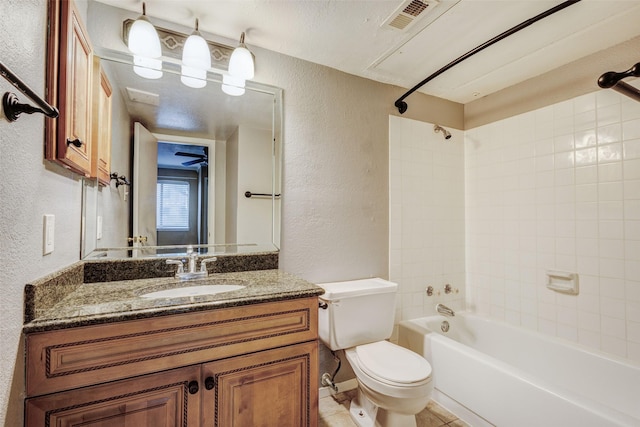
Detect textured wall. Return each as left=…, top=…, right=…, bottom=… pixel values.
left=253, top=48, right=464, bottom=283
left=0, top=1, right=84, bottom=425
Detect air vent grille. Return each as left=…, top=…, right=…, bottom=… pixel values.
left=126, top=87, right=160, bottom=106
left=404, top=0, right=428, bottom=17
left=383, top=0, right=439, bottom=31
left=388, top=14, right=414, bottom=30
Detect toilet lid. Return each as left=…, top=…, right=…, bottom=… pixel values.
left=355, top=341, right=432, bottom=384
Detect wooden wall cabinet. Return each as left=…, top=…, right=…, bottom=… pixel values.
left=91, top=58, right=112, bottom=185
left=25, top=298, right=319, bottom=427
left=45, top=0, right=94, bottom=176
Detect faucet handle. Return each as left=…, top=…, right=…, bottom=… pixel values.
left=200, top=257, right=218, bottom=274
left=166, top=259, right=185, bottom=276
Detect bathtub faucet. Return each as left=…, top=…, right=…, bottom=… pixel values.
left=436, top=303, right=455, bottom=317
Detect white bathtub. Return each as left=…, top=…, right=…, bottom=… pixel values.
left=398, top=313, right=640, bottom=427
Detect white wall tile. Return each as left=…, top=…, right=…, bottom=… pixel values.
left=599, top=220, right=624, bottom=239
left=624, top=159, right=640, bottom=180
left=596, top=90, right=620, bottom=109
left=623, top=119, right=640, bottom=140
left=623, top=139, right=640, bottom=159
left=598, top=123, right=622, bottom=143
left=575, top=147, right=598, bottom=165
left=598, top=143, right=623, bottom=163
left=627, top=320, right=640, bottom=344
left=599, top=163, right=622, bottom=182
left=575, top=165, right=598, bottom=184
left=391, top=117, right=465, bottom=321
left=465, top=94, right=640, bottom=363
left=574, top=93, right=596, bottom=114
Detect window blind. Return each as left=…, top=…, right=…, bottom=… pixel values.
left=157, top=180, right=190, bottom=230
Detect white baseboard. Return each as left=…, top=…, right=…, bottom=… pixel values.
left=318, top=378, right=358, bottom=399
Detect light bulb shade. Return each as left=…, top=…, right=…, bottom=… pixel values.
left=182, top=33, right=211, bottom=70
left=181, top=65, right=207, bottom=88
left=228, top=46, right=254, bottom=80
left=222, top=74, right=245, bottom=96
left=133, top=55, right=162, bottom=79
left=128, top=17, right=161, bottom=58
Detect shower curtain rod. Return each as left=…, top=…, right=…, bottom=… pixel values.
left=598, top=63, right=640, bottom=102
left=394, top=0, right=582, bottom=114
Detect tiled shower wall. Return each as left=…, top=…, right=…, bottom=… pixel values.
left=465, top=90, right=640, bottom=362
left=389, top=116, right=466, bottom=329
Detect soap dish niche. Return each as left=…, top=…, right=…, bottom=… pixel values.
left=546, top=270, right=579, bottom=295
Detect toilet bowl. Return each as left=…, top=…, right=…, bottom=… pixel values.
left=316, top=278, right=433, bottom=427
left=345, top=340, right=432, bottom=427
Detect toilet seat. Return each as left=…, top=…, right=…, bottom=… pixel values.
left=353, top=341, right=432, bottom=386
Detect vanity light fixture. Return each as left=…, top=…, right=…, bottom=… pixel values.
left=228, top=32, right=254, bottom=80
left=127, top=2, right=163, bottom=79
left=221, top=74, right=246, bottom=96
left=181, top=19, right=211, bottom=89
left=123, top=16, right=254, bottom=95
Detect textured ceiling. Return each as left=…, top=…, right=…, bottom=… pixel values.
left=94, top=0, right=640, bottom=105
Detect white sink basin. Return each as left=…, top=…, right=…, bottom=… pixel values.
left=141, top=284, right=245, bottom=299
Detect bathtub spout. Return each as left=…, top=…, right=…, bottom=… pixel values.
left=436, top=303, right=455, bottom=317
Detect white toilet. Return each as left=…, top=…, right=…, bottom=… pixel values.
left=317, top=278, right=433, bottom=427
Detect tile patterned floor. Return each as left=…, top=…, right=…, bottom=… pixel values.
left=319, top=389, right=471, bottom=427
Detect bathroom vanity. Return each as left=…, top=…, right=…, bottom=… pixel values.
left=23, top=257, right=322, bottom=427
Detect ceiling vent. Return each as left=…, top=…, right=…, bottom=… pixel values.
left=383, top=0, right=440, bottom=31
left=126, top=87, right=160, bottom=106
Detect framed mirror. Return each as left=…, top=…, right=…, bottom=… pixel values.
left=79, top=0, right=282, bottom=259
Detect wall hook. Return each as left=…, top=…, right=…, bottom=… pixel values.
left=110, top=172, right=130, bottom=188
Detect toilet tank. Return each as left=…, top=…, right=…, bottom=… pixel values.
left=317, top=278, right=397, bottom=351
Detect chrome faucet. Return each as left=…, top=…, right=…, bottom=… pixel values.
left=186, top=246, right=197, bottom=274
left=166, top=246, right=217, bottom=280
left=436, top=303, right=455, bottom=317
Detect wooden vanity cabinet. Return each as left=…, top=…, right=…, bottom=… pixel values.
left=45, top=0, right=94, bottom=176
left=24, top=298, right=319, bottom=427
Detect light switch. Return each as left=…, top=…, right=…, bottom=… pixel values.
left=43, top=214, right=55, bottom=255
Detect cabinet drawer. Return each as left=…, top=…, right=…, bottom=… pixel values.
left=26, top=298, right=317, bottom=397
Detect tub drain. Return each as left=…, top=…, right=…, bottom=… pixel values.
left=441, top=320, right=450, bottom=333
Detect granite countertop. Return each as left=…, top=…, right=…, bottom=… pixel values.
left=24, top=269, right=324, bottom=333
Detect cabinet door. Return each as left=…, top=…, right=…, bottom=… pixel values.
left=45, top=0, right=93, bottom=175
left=203, top=341, right=318, bottom=427
left=91, top=58, right=112, bottom=185
left=25, top=365, right=201, bottom=427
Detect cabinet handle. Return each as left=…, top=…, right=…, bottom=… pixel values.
left=188, top=380, right=199, bottom=394
left=66, top=138, right=83, bottom=147
left=205, top=376, right=215, bottom=390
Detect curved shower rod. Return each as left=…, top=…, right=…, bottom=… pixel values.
left=394, top=0, right=582, bottom=114
left=598, top=63, right=640, bottom=102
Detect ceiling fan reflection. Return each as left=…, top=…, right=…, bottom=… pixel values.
left=175, top=147, right=208, bottom=166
